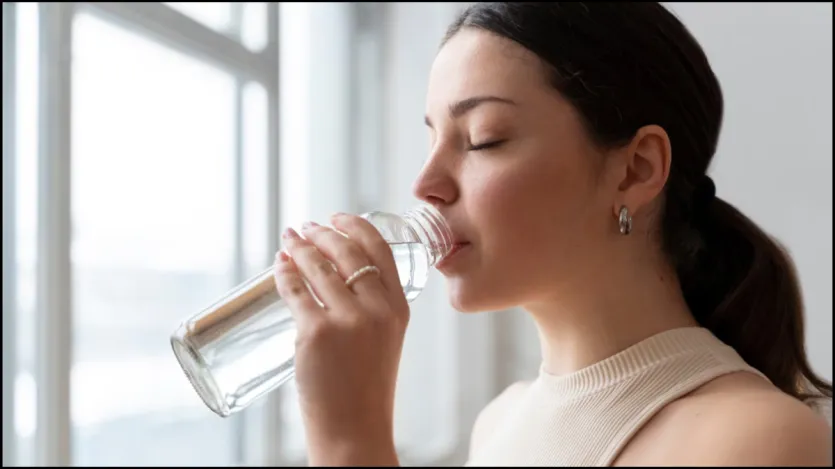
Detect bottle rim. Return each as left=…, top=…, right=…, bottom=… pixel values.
left=403, top=203, right=454, bottom=265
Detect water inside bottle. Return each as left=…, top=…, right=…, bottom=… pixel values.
left=172, top=241, right=432, bottom=417
left=393, top=241, right=431, bottom=301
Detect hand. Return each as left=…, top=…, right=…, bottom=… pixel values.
left=273, top=213, right=407, bottom=466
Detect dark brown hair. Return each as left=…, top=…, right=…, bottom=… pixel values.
left=445, top=2, right=831, bottom=403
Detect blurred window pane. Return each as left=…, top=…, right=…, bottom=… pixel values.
left=242, top=81, right=269, bottom=276
left=241, top=2, right=269, bottom=52
left=70, top=11, right=241, bottom=466
left=14, top=3, right=39, bottom=466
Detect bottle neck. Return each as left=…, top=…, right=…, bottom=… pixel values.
left=402, top=204, right=453, bottom=266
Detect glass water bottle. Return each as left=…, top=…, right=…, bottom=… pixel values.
left=170, top=204, right=453, bottom=418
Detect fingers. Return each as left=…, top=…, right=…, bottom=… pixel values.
left=330, top=213, right=403, bottom=296
left=299, top=222, right=387, bottom=299
left=281, top=227, right=353, bottom=308
left=273, top=250, right=323, bottom=315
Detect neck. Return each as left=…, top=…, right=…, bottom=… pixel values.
left=525, top=244, right=700, bottom=377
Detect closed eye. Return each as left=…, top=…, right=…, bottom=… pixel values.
left=468, top=139, right=507, bottom=152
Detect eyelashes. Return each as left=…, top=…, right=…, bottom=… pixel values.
left=467, top=139, right=507, bottom=152
left=424, top=138, right=507, bottom=157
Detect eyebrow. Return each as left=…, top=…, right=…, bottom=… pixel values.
left=424, top=95, right=517, bottom=128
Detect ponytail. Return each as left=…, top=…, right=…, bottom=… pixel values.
left=677, top=190, right=832, bottom=403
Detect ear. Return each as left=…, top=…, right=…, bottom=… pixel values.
left=610, top=124, right=672, bottom=219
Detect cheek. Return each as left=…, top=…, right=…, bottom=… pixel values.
left=446, top=162, right=578, bottom=312
left=473, top=157, right=591, bottom=249
left=458, top=150, right=603, bottom=309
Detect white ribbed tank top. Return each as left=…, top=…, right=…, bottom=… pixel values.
left=466, top=327, right=769, bottom=466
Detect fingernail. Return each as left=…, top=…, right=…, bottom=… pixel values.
left=282, top=227, right=300, bottom=240
left=301, top=221, right=319, bottom=231
left=331, top=212, right=348, bottom=221
left=277, top=250, right=290, bottom=262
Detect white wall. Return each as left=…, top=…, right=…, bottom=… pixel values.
left=665, top=2, right=833, bottom=381
left=380, top=2, right=833, bottom=403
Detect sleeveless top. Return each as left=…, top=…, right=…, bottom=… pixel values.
left=465, top=327, right=769, bottom=466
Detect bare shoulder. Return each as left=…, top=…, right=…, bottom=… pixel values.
left=469, top=381, right=531, bottom=459
left=696, top=384, right=832, bottom=466
left=616, top=372, right=833, bottom=467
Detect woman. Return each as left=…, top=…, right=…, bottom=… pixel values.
left=273, top=2, right=832, bottom=466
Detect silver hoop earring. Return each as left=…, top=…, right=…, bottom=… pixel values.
left=618, top=206, right=633, bottom=235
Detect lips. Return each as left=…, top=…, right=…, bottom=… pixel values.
left=434, top=210, right=470, bottom=267
left=443, top=231, right=469, bottom=257
left=437, top=241, right=470, bottom=270
left=448, top=242, right=469, bottom=256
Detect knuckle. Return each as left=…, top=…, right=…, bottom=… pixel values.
left=287, top=282, right=307, bottom=298
left=398, top=309, right=411, bottom=328
left=390, top=303, right=411, bottom=327
left=340, top=242, right=366, bottom=263
left=287, top=244, right=315, bottom=262
left=297, top=244, right=319, bottom=257
left=276, top=277, right=306, bottom=299
left=315, top=260, right=336, bottom=277
left=308, top=226, right=341, bottom=246
left=274, top=262, right=296, bottom=276
left=393, top=306, right=410, bottom=324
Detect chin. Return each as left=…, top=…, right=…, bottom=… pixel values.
left=444, top=277, right=511, bottom=313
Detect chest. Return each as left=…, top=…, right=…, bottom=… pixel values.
left=467, top=385, right=654, bottom=466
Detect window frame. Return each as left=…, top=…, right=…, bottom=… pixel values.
left=3, top=2, right=19, bottom=466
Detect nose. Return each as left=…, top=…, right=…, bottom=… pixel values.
left=411, top=151, right=459, bottom=207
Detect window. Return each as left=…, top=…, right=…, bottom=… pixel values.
left=13, top=3, right=40, bottom=466
left=70, top=12, right=239, bottom=465
left=5, top=3, right=279, bottom=466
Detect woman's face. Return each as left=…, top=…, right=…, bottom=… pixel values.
left=415, top=28, right=622, bottom=313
